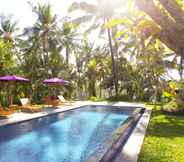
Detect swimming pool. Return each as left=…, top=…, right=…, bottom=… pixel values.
left=0, top=105, right=141, bottom=162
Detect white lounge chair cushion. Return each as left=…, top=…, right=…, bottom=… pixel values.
left=20, top=98, right=30, bottom=106
left=58, top=95, right=66, bottom=102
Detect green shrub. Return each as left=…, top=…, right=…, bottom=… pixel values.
left=0, top=95, right=8, bottom=107
left=107, top=95, right=131, bottom=102
left=88, top=96, right=105, bottom=102
left=163, top=99, right=184, bottom=112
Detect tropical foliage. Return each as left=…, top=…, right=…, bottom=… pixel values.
left=0, top=1, right=183, bottom=110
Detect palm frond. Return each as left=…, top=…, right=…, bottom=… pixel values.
left=0, top=15, right=18, bottom=33
left=0, top=29, right=3, bottom=36
left=98, top=27, right=106, bottom=36
left=68, top=2, right=97, bottom=14
left=30, top=2, right=56, bottom=26
left=71, top=15, right=93, bottom=25
left=85, top=18, right=101, bottom=33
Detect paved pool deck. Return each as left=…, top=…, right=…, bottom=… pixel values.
left=0, top=101, right=151, bottom=162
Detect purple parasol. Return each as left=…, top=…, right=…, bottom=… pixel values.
left=43, top=78, right=69, bottom=84
left=43, top=78, right=69, bottom=99
left=0, top=75, right=29, bottom=82
left=0, top=75, right=29, bottom=106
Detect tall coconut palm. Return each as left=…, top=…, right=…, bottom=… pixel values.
left=24, top=3, right=59, bottom=67
left=69, top=0, right=123, bottom=95
left=59, top=18, right=80, bottom=65
left=0, top=15, right=18, bottom=41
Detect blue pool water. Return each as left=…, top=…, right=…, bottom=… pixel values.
left=0, top=106, right=129, bottom=162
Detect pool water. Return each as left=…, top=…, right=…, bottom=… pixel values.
left=0, top=106, right=129, bottom=162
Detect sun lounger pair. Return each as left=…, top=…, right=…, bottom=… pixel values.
left=43, top=95, right=75, bottom=107
left=0, top=96, right=74, bottom=116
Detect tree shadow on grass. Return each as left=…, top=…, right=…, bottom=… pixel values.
left=146, top=109, right=184, bottom=138
left=138, top=149, right=177, bottom=162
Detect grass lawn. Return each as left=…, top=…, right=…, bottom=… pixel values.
left=138, top=104, right=184, bottom=162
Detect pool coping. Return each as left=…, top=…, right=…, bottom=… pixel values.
left=114, top=108, right=152, bottom=162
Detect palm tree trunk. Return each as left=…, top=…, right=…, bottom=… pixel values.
left=107, top=25, right=118, bottom=95
left=89, top=79, right=96, bottom=97
left=179, top=56, right=184, bottom=80
left=42, top=35, right=48, bottom=65
left=100, top=77, right=102, bottom=98
left=66, top=44, right=69, bottom=64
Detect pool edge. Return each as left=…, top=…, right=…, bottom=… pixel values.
left=86, top=107, right=151, bottom=162
left=86, top=107, right=145, bottom=162
left=114, top=108, right=152, bottom=162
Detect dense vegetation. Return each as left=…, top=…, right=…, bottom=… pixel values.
left=0, top=0, right=183, bottom=109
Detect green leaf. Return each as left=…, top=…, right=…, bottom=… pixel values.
left=169, top=81, right=176, bottom=89
left=114, top=31, right=126, bottom=39
left=162, top=91, right=172, bottom=98
left=105, top=18, right=132, bottom=28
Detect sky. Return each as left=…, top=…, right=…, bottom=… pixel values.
left=0, top=0, right=94, bottom=29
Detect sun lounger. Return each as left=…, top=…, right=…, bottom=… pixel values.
left=20, top=98, right=43, bottom=113
left=0, top=105, right=15, bottom=118
left=43, top=96, right=51, bottom=106
left=58, top=95, right=75, bottom=105
left=43, top=96, right=60, bottom=108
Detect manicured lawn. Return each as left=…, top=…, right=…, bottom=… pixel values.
left=138, top=104, right=184, bottom=162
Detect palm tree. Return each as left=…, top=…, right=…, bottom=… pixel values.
left=23, top=3, right=59, bottom=68
left=69, top=0, right=122, bottom=95
left=74, top=37, right=95, bottom=97
left=59, top=18, right=80, bottom=65
left=0, top=15, right=18, bottom=41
